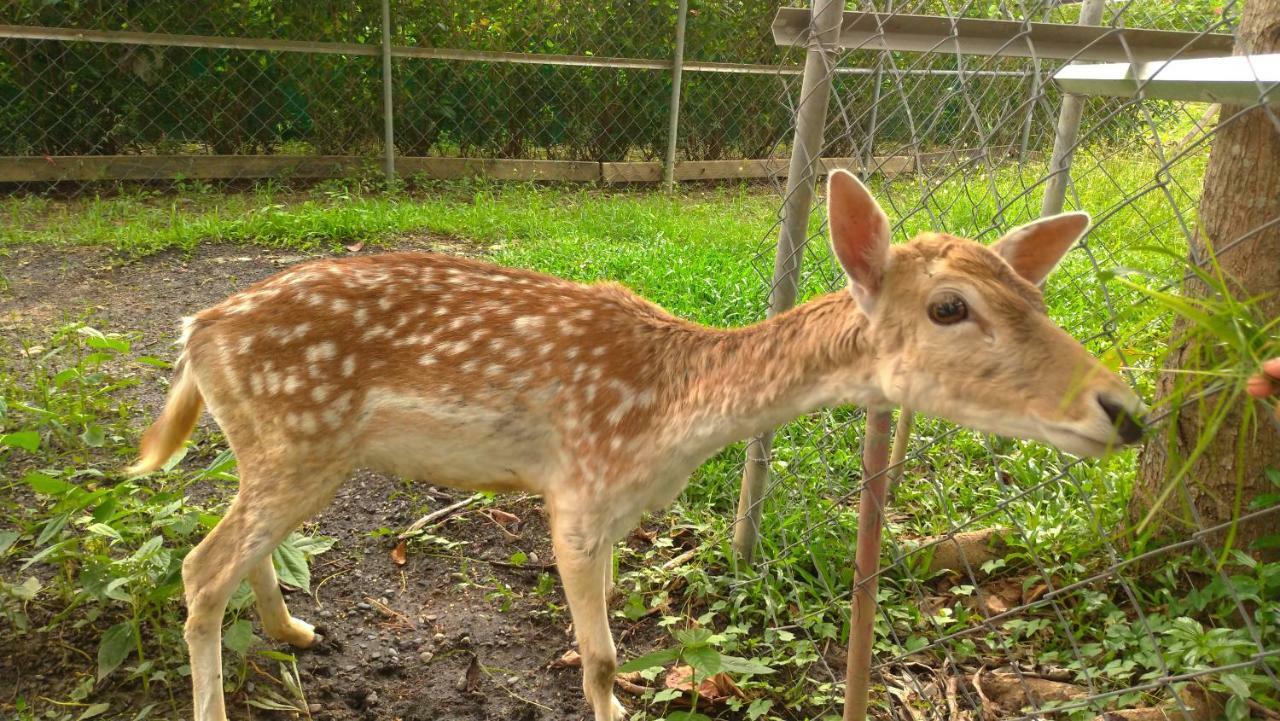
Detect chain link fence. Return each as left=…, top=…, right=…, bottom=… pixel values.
left=728, top=1, right=1279, bottom=719
left=0, top=0, right=824, bottom=193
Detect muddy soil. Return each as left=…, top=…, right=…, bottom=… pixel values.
left=0, top=240, right=667, bottom=721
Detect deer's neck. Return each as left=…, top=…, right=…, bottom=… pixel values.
left=669, top=292, right=884, bottom=450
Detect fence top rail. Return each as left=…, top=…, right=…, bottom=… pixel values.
left=770, top=9, right=1236, bottom=63
left=0, top=23, right=1026, bottom=77
left=1054, top=52, right=1280, bottom=104
left=0, top=23, right=786, bottom=75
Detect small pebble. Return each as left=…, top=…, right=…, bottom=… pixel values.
left=369, top=652, right=381, bottom=660
left=425, top=614, right=438, bottom=622
left=366, top=691, right=379, bottom=706
left=506, top=675, right=519, bottom=685
left=308, top=703, right=323, bottom=713
left=433, top=633, right=446, bottom=643
left=419, top=651, right=434, bottom=663
left=356, top=602, right=372, bottom=610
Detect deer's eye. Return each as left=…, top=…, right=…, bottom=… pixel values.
left=928, top=295, right=968, bottom=325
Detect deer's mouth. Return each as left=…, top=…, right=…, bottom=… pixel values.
left=1041, top=423, right=1138, bottom=458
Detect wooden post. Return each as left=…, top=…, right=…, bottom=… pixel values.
left=732, top=0, right=848, bottom=564
left=843, top=408, right=893, bottom=721
left=663, top=0, right=689, bottom=192
left=380, top=0, right=395, bottom=182
left=1040, top=0, right=1106, bottom=215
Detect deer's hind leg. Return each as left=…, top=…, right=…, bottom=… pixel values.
left=183, top=462, right=344, bottom=721
left=247, top=553, right=317, bottom=648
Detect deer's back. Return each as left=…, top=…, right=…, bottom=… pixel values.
left=179, top=252, right=682, bottom=493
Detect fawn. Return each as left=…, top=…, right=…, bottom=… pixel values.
left=129, top=170, right=1144, bottom=721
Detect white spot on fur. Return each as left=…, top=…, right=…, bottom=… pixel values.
left=342, top=355, right=358, bottom=377
left=237, top=336, right=253, bottom=355
left=311, top=385, right=331, bottom=402
left=513, top=316, right=545, bottom=332
left=283, top=375, right=302, bottom=394
left=419, top=353, right=437, bottom=366
left=306, top=341, right=337, bottom=363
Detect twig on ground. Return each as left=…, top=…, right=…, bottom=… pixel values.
left=399, top=493, right=484, bottom=539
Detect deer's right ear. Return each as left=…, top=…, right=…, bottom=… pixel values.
left=827, top=169, right=891, bottom=313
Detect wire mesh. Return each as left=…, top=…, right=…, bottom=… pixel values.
left=734, top=1, right=1280, bottom=719
left=0, top=0, right=816, bottom=193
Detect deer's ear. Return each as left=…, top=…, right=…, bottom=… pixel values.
left=991, top=212, right=1090, bottom=286
left=827, top=169, right=891, bottom=312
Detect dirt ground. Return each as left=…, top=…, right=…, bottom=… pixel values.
left=0, top=239, right=669, bottom=721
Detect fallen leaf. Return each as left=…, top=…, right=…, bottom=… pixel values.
left=345, top=241, right=364, bottom=253
left=551, top=649, right=581, bottom=668
left=975, top=669, right=1086, bottom=715
left=390, top=539, right=407, bottom=565
left=457, top=654, right=481, bottom=693
left=487, top=509, right=520, bottom=527
left=663, top=666, right=746, bottom=705
left=1022, top=582, right=1049, bottom=605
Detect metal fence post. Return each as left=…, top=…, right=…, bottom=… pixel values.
left=380, top=0, right=395, bottom=182
left=732, top=0, right=846, bottom=564
left=843, top=408, right=892, bottom=721
left=1040, top=0, right=1106, bottom=215
left=663, top=0, right=689, bottom=192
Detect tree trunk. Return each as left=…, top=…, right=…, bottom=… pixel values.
left=1132, top=0, right=1280, bottom=556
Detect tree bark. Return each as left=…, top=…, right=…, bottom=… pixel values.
left=1132, top=0, right=1280, bottom=556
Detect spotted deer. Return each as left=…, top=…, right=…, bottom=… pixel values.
left=129, top=170, right=1145, bottom=721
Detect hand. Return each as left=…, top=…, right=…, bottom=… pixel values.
left=1246, top=358, right=1280, bottom=399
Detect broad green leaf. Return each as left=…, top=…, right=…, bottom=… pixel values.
left=747, top=698, right=774, bottom=720
left=86, top=523, right=125, bottom=544
left=80, top=424, right=106, bottom=448
left=1, top=430, right=40, bottom=452
left=617, top=647, right=679, bottom=673
left=0, top=530, right=20, bottom=555
left=97, top=621, right=136, bottom=681
left=683, top=645, right=721, bottom=676
left=1218, top=673, right=1251, bottom=699
left=25, top=471, right=73, bottom=496
left=673, top=627, right=713, bottom=647
left=291, top=534, right=335, bottom=557
left=273, top=537, right=311, bottom=592
left=76, top=703, right=110, bottom=721
left=717, top=653, right=776, bottom=676
left=223, top=619, right=257, bottom=655
left=652, top=688, right=683, bottom=703
left=667, top=712, right=712, bottom=721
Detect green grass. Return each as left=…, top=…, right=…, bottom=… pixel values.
left=3, top=151, right=1278, bottom=721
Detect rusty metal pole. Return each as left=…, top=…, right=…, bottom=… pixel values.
left=732, top=0, right=847, bottom=564
left=380, top=0, right=395, bottom=182
left=1040, top=0, right=1105, bottom=215
left=843, top=408, right=893, bottom=721
left=663, top=0, right=689, bottom=192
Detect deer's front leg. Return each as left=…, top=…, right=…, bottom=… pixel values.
left=552, top=515, right=627, bottom=721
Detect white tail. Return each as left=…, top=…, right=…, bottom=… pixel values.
left=133, top=170, right=1144, bottom=721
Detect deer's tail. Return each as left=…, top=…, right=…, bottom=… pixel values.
left=126, top=320, right=205, bottom=476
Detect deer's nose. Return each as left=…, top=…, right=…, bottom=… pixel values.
left=1097, top=394, right=1145, bottom=445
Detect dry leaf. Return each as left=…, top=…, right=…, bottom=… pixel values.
left=551, top=649, right=581, bottom=668
left=663, top=666, right=745, bottom=705
left=1023, top=582, right=1049, bottom=605
left=390, top=539, right=407, bottom=565
left=975, top=669, right=1086, bottom=715
left=457, top=654, right=481, bottom=693
left=345, top=241, right=364, bottom=252
left=487, top=509, right=520, bottom=527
